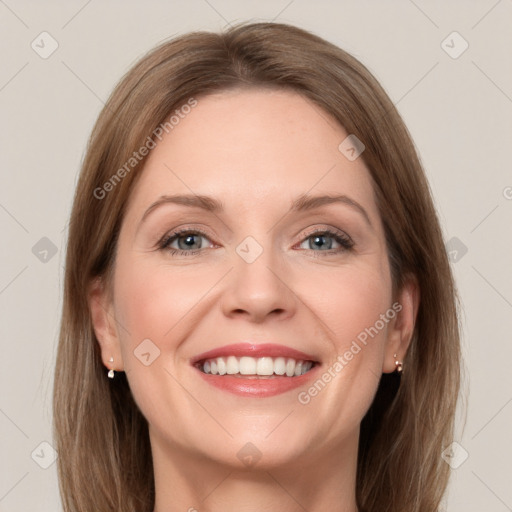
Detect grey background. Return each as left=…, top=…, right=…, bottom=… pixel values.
left=1, top=1, right=511, bottom=510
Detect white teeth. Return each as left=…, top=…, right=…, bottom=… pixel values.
left=239, top=356, right=256, bottom=375
left=226, top=355, right=238, bottom=375
left=199, top=356, right=315, bottom=377
left=286, top=358, right=295, bottom=377
left=217, top=357, right=227, bottom=375
left=257, top=357, right=274, bottom=375
left=274, top=357, right=286, bottom=375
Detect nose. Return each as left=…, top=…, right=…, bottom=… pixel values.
left=220, top=242, right=297, bottom=324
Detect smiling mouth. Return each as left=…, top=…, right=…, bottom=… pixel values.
left=194, top=355, right=317, bottom=377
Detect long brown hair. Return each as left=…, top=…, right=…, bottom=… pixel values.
left=53, top=21, right=463, bottom=512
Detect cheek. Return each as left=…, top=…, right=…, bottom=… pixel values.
left=301, top=263, right=392, bottom=350
left=113, top=257, right=208, bottom=345
left=296, top=260, right=393, bottom=418
left=111, top=258, right=209, bottom=436
left=288, top=263, right=394, bottom=441
left=113, top=251, right=393, bottom=367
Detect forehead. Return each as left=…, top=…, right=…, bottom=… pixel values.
left=125, top=87, right=378, bottom=222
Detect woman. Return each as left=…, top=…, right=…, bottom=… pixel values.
left=53, top=21, right=462, bottom=512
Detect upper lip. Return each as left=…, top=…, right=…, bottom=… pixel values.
left=191, top=343, right=320, bottom=365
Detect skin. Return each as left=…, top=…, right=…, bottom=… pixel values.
left=89, top=87, right=419, bottom=512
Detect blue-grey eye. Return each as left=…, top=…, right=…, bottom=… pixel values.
left=173, top=233, right=205, bottom=250
left=298, top=230, right=352, bottom=251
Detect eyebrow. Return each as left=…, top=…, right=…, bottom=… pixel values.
left=140, top=193, right=373, bottom=228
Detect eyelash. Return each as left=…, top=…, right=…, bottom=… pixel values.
left=157, top=227, right=354, bottom=257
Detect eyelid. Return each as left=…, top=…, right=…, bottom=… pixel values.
left=155, top=224, right=217, bottom=247
left=294, top=224, right=354, bottom=248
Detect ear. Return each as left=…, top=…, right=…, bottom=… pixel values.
left=88, top=276, right=125, bottom=372
left=382, top=274, right=420, bottom=373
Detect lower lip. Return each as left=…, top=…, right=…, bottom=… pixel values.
left=194, top=365, right=321, bottom=398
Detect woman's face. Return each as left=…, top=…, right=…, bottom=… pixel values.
left=91, top=87, right=414, bottom=470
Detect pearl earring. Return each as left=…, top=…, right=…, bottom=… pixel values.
left=108, top=356, right=115, bottom=379
left=393, top=353, right=403, bottom=373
